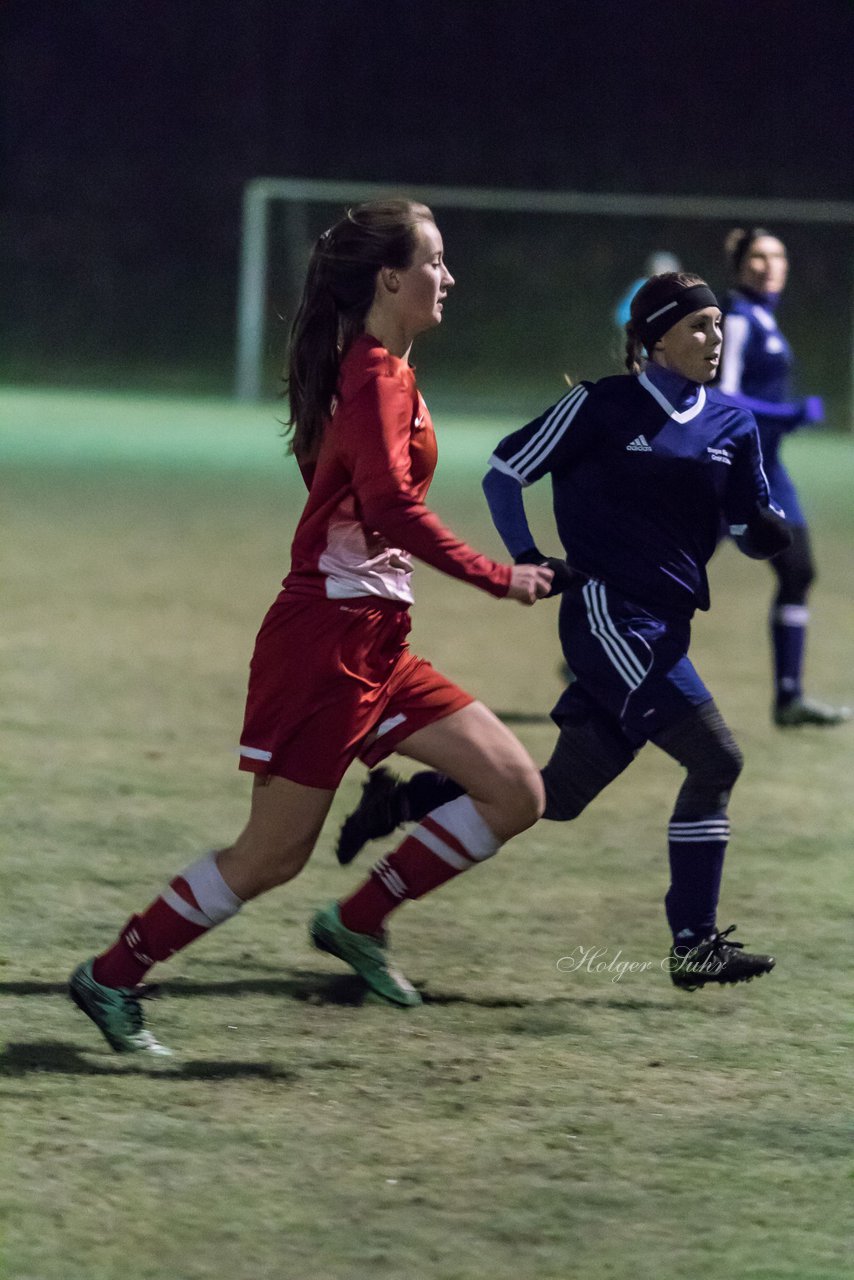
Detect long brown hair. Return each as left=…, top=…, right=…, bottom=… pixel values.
left=285, top=199, right=434, bottom=460
left=624, top=271, right=708, bottom=373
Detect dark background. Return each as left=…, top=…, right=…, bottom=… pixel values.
left=2, top=0, right=852, bottom=408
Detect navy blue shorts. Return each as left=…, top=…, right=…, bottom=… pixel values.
left=554, top=579, right=712, bottom=748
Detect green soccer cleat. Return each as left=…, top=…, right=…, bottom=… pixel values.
left=774, top=697, right=851, bottom=728
left=69, top=959, right=173, bottom=1055
left=309, top=902, right=422, bottom=1007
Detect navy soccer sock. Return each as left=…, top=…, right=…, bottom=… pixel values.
left=771, top=604, right=807, bottom=707
left=665, top=816, right=728, bottom=942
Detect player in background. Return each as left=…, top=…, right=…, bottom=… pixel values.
left=336, top=273, right=784, bottom=991
left=69, top=199, right=555, bottom=1054
left=716, top=227, right=850, bottom=727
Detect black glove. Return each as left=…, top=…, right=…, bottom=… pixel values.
left=514, top=547, right=578, bottom=597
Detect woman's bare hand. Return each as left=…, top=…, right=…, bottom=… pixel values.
left=506, top=563, right=554, bottom=605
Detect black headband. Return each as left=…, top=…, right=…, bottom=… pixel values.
left=636, top=284, right=719, bottom=352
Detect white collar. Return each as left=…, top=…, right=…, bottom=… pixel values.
left=638, top=371, right=706, bottom=423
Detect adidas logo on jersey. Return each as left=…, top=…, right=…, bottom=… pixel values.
left=626, top=435, right=652, bottom=452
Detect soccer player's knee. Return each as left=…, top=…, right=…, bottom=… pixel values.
left=779, top=568, right=813, bottom=604
left=679, top=738, right=744, bottom=815
left=700, top=735, right=743, bottom=798
left=777, top=551, right=815, bottom=603
left=503, top=763, right=546, bottom=832
left=716, top=737, right=744, bottom=791
left=730, top=738, right=744, bottom=781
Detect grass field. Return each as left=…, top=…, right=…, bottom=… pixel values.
left=2, top=386, right=853, bottom=1280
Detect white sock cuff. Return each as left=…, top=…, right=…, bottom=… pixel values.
left=180, top=850, right=244, bottom=924
left=773, top=604, right=809, bottom=627
left=425, top=795, right=502, bottom=863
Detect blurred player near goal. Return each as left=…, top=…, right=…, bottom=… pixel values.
left=337, top=272, right=784, bottom=991
left=716, top=227, right=850, bottom=727
left=69, top=198, right=556, bottom=1054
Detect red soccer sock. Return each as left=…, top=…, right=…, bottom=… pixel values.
left=339, top=800, right=497, bottom=936
left=91, top=852, right=243, bottom=988
left=92, top=901, right=209, bottom=988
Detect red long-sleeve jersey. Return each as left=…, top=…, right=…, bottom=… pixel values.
left=284, top=334, right=511, bottom=603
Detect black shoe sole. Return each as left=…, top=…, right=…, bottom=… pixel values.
left=672, top=964, right=775, bottom=992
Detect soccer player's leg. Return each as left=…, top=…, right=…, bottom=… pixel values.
left=540, top=685, right=637, bottom=821
left=333, top=655, right=477, bottom=866
left=335, top=685, right=637, bottom=863
left=333, top=589, right=637, bottom=865
left=70, top=594, right=356, bottom=1052
left=71, top=777, right=334, bottom=1053
left=335, top=766, right=464, bottom=865
left=769, top=523, right=850, bottom=727
left=314, top=684, right=544, bottom=1002
left=651, top=693, right=775, bottom=990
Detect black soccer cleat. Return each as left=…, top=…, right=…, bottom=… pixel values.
left=668, top=924, right=775, bottom=992
left=335, top=767, right=407, bottom=865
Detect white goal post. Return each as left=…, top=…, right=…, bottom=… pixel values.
left=235, top=176, right=854, bottom=418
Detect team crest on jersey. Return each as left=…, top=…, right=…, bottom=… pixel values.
left=706, top=446, right=733, bottom=465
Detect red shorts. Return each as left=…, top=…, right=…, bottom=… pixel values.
left=237, top=591, right=473, bottom=789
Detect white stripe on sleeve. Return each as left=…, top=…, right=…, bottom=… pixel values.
left=487, top=453, right=529, bottom=485
left=506, top=386, right=588, bottom=478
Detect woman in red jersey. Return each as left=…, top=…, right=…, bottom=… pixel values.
left=69, top=199, right=554, bottom=1053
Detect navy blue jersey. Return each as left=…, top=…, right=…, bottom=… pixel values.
left=717, top=290, right=804, bottom=452
left=716, top=288, right=814, bottom=523
left=486, top=367, right=771, bottom=618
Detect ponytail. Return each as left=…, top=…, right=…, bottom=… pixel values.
left=286, top=242, right=344, bottom=462
left=624, top=322, right=646, bottom=374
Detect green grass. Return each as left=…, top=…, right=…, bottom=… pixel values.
left=2, top=387, right=853, bottom=1280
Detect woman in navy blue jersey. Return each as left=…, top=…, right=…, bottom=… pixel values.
left=717, top=227, right=849, bottom=727
left=337, top=273, right=785, bottom=991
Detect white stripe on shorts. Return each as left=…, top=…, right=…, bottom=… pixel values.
left=374, top=713, right=407, bottom=740
left=582, top=580, right=648, bottom=689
